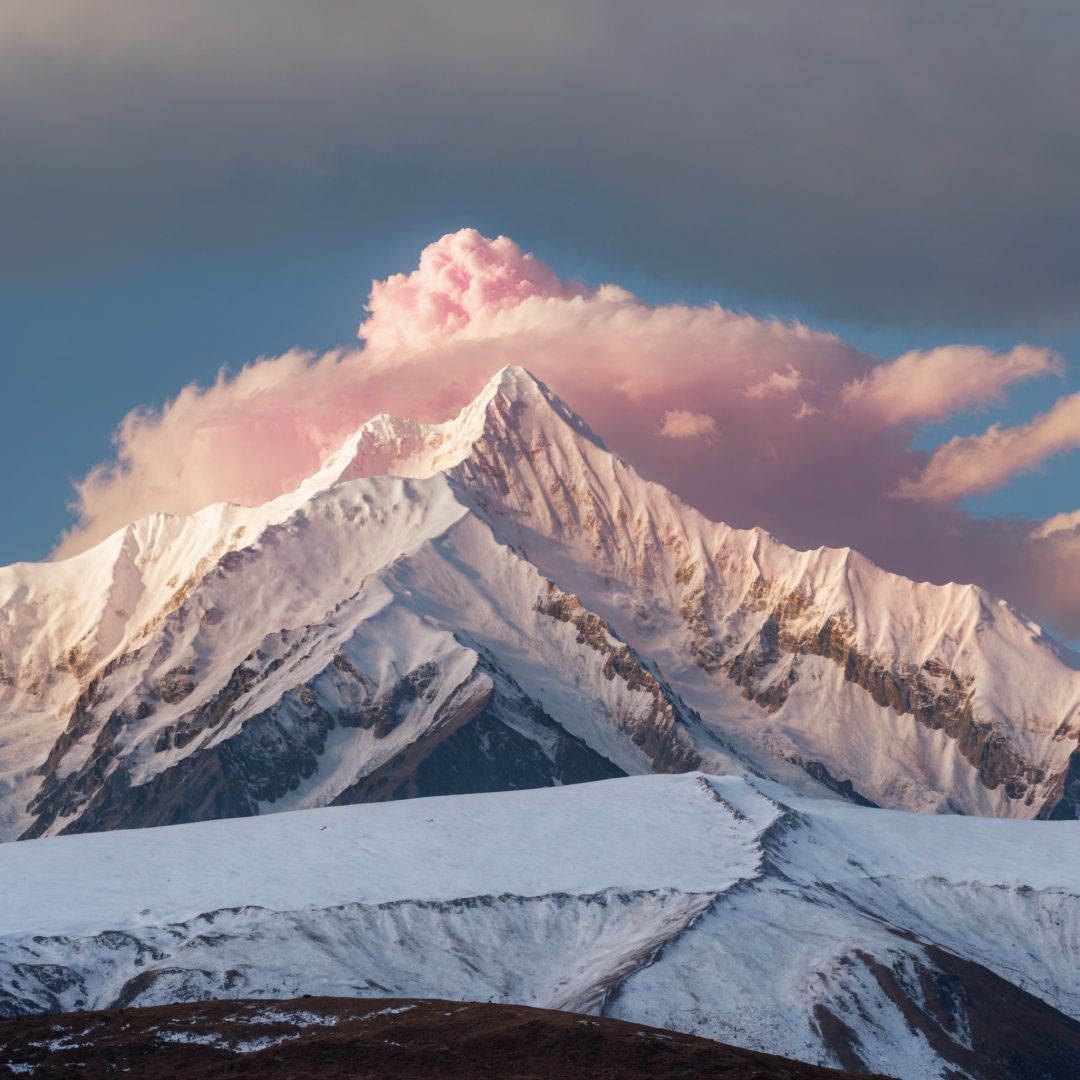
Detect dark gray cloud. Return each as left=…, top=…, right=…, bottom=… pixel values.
left=2, top=0, right=1079, bottom=325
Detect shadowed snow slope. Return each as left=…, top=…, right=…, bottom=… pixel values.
left=0, top=366, right=1079, bottom=841
left=1, top=774, right=1078, bottom=1080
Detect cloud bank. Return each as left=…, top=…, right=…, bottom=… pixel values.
left=59, top=230, right=1080, bottom=641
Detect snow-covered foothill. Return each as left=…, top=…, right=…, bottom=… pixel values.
left=1, top=773, right=1078, bottom=1079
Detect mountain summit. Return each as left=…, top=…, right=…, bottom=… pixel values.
left=0, top=367, right=1077, bottom=839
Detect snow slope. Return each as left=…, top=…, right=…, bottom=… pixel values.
left=0, top=774, right=758, bottom=937
left=1, top=774, right=1078, bottom=1079
left=0, top=367, right=1078, bottom=841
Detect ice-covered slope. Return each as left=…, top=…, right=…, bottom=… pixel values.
left=0, top=367, right=1078, bottom=840
left=2, top=774, right=1078, bottom=1080
left=444, top=370, right=1080, bottom=818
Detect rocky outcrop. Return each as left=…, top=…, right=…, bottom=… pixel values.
left=21, top=640, right=623, bottom=837
left=676, top=583, right=725, bottom=675
left=358, top=661, right=440, bottom=739
left=331, top=664, right=623, bottom=805
left=538, top=583, right=702, bottom=774
left=157, top=666, right=196, bottom=704
left=1043, top=747, right=1080, bottom=820
left=827, top=942, right=1080, bottom=1080
left=791, top=758, right=878, bottom=808
left=710, top=577, right=1049, bottom=808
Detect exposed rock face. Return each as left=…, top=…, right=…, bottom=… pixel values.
left=359, top=661, right=440, bottom=739
left=22, top=632, right=624, bottom=837
left=537, top=584, right=702, bottom=775
left=707, top=578, right=1053, bottom=810
left=790, top=759, right=878, bottom=808
left=157, top=666, right=196, bottom=704
left=827, top=942, right=1080, bottom=1080
left=1044, top=747, right=1080, bottom=820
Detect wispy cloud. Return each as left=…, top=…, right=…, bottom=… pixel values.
left=897, top=390, right=1080, bottom=502
left=841, top=345, right=1060, bottom=425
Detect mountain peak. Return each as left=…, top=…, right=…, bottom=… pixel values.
left=477, top=365, right=606, bottom=450
left=311, top=366, right=604, bottom=492
left=482, top=364, right=546, bottom=401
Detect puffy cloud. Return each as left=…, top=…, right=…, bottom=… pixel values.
left=658, top=410, right=718, bottom=440
left=896, top=390, right=1080, bottom=502
left=360, top=229, right=584, bottom=353
left=745, top=365, right=806, bottom=399
left=1034, top=509, right=1080, bottom=540
left=56, top=230, right=1080, bottom=640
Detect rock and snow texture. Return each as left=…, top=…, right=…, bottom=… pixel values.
left=1, top=774, right=1079, bottom=1079
left=0, top=365, right=1079, bottom=840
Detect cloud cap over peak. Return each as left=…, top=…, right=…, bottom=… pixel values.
left=55, top=229, right=1080, bottom=641
left=360, top=229, right=585, bottom=353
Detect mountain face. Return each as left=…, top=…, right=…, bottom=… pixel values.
left=3, top=367, right=1080, bottom=1080
left=0, top=366, right=1078, bottom=840
left=3, top=774, right=1079, bottom=1080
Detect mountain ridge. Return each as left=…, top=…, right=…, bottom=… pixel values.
left=0, top=366, right=1077, bottom=840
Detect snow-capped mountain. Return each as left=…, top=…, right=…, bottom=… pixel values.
left=0, top=366, right=1078, bottom=840
left=3, top=774, right=1078, bottom=1079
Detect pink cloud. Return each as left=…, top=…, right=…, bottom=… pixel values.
left=55, top=230, right=1080, bottom=640
left=745, top=364, right=806, bottom=398
left=360, top=228, right=585, bottom=354
left=896, top=390, right=1080, bottom=502
left=1035, top=510, right=1080, bottom=539
left=841, top=344, right=1060, bottom=425
left=658, top=410, right=718, bottom=439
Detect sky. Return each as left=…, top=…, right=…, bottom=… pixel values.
left=1, top=2, right=1078, bottom=642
